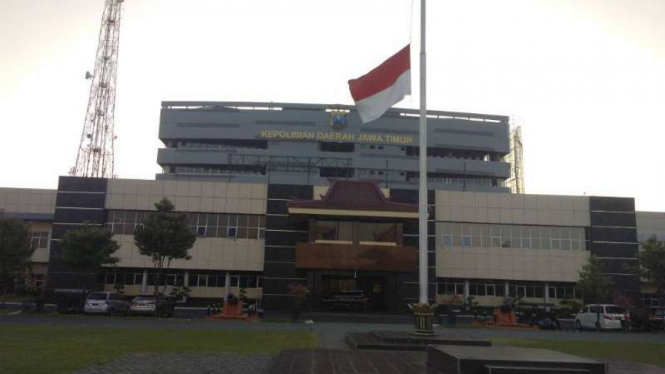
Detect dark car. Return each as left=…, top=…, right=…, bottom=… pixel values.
left=322, top=291, right=369, bottom=311
left=128, top=294, right=175, bottom=317
left=630, top=306, right=664, bottom=331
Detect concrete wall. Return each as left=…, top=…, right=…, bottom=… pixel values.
left=0, top=187, right=56, bottom=216
left=636, top=211, right=665, bottom=241
left=435, top=190, right=590, bottom=282
left=112, top=234, right=264, bottom=271
left=105, top=179, right=267, bottom=214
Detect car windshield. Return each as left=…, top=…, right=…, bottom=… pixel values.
left=605, top=306, right=626, bottom=314
left=87, top=293, right=107, bottom=301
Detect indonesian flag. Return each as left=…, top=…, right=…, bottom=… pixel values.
left=348, top=45, right=411, bottom=123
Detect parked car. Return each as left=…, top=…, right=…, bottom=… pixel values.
left=128, top=294, right=175, bottom=317
left=321, top=290, right=369, bottom=311
left=629, top=306, right=664, bottom=331
left=83, top=292, right=130, bottom=315
left=574, top=304, right=629, bottom=331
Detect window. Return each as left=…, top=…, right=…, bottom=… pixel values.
left=359, top=222, right=397, bottom=244
left=29, top=231, right=50, bottom=249
left=316, top=221, right=353, bottom=242
left=437, top=279, right=465, bottom=295
left=228, top=227, right=237, bottom=239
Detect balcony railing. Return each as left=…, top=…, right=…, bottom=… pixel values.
left=295, top=242, right=417, bottom=272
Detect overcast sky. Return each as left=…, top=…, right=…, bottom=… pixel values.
left=1, top=0, right=663, bottom=211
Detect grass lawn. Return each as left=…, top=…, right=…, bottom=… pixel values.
left=495, top=337, right=665, bottom=367
left=0, top=325, right=317, bottom=374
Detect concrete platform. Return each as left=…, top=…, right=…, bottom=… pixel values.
left=268, top=348, right=433, bottom=374
left=346, top=331, right=491, bottom=351
left=427, top=346, right=607, bottom=374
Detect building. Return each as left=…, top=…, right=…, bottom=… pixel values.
left=1, top=101, right=663, bottom=311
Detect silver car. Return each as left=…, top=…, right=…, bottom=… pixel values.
left=83, top=292, right=130, bottom=315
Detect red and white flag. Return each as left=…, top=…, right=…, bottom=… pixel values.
left=348, top=45, right=411, bottom=123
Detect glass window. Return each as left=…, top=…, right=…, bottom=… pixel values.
left=455, top=284, right=464, bottom=295
left=358, top=222, right=398, bottom=243
left=462, top=236, right=472, bottom=247
left=551, top=239, right=561, bottom=250
left=561, top=239, right=571, bottom=250
left=228, top=214, right=239, bottom=227
left=481, top=237, right=491, bottom=248
left=550, top=227, right=561, bottom=239
left=441, top=223, right=452, bottom=235
left=231, top=276, right=239, bottom=287
left=197, top=227, right=206, bottom=237
left=521, top=237, right=531, bottom=248
left=258, top=228, right=266, bottom=239
left=561, top=227, right=570, bottom=239
left=442, top=236, right=452, bottom=246
left=228, top=227, right=237, bottom=239
left=495, top=285, right=505, bottom=297
left=534, top=286, right=544, bottom=298
left=189, top=274, right=199, bottom=287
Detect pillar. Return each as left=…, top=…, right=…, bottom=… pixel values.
left=225, top=271, right=231, bottom=297
left=141, top=269, right=148, bottom=294
left=464, top=280, right=470, bottom=299
left=544, top=282, right=550, bottom=312
left=504, top=281, right=509, bottom=297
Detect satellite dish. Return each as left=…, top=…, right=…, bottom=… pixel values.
left=85, top=71, right=93, bottom=79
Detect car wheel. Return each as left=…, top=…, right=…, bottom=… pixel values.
left=575, top=320, right=582, bottom=331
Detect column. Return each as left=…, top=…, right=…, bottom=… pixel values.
left=464, top=280, right=470, bottom=299
left=141, top=269, right=148, bottom=294
left=544, top=282, right=550, bottom=312
left=225, top=271, right=231, bottom=297
left=504, top=281, right=509, bottom=297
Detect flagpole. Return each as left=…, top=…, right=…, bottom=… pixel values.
left=418, top=0, right=428, bottom=304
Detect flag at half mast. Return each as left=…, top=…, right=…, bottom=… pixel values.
left=348, top=45, right=411, bottom=123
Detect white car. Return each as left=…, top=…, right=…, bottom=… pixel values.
left=574, top=304, right=629, bottom=331
left=83, top=292, right=130, bottom=315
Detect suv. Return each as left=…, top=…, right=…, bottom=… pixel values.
left=322, top=290, right=369, bottom=311
left=575, top=304, right=629, bottom=331
left=83, top=292, right=130, bottom=315
left=128, top=294, right=175, bottom=317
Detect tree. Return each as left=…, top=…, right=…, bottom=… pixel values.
left=638, top=235, right=665, bottom=315
left=577, top=255, right=612, bottom=328
left=134, top=198, right=196, bottom=297
left=0, top=217, right=35, bottom=300
left=61, top=223, right=120, bottom=290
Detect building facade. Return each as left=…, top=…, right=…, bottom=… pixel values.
left=1, top=101, right=663, bottom=311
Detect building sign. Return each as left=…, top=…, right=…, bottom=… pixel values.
left=259, top=130, right=414, bottom=145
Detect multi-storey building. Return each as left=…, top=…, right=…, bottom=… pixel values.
left=1, top=102, right=662, bottom=311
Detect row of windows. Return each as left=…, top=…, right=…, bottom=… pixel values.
left=437, top=279, right=579, bottom=299
left=315, top=221, right=399, bottom=243
left=29, top=231, right=49, bottom=249
left=439, top=223, right=588, bottom=251
left=106, top=211, right=266, bottom=240
left=103, top=271, right=262, bottom=288
left=641, top=293, right=662, bottom=307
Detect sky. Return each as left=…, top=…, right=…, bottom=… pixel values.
left=0, top=0, right=664, bottom=211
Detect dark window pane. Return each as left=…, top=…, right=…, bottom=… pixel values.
left=237, top=227, right=248, bottom=239
left=189, top=274, right=199, bottom=287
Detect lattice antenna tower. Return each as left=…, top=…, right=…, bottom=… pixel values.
left=71, top=0, right=125, bottom=178
left=504, top=125, right=525, bottom=194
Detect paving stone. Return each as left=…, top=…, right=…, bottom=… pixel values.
left=71, top=352, right=273, bottom=374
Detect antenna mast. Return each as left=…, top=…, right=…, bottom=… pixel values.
left=71, top=0, right=124, bottom=178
